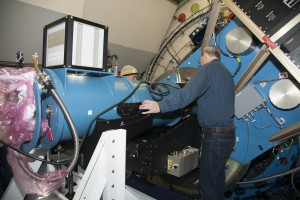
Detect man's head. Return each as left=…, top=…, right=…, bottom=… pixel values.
left=200, top=45, right=221, bottom=65
left=120, top=65, right=138, bottom=80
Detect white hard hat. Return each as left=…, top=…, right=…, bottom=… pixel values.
left=120, top=65, right=138, bottom=76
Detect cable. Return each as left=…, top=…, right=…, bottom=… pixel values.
left=79, top=81, right=151, bottom=150
left=239, top=138, right=298, bottom=185
left=214, top=32, right=242, bottom=77
left=251, top=77, right=288, bottom=85
left=0, top=55, right=78, bottom=184
left=13, top=86, right=79, bottom=182
left=251, top=111, right=282, bottom=130
left=119, top=115, right=152, bottom=127
left=244, top=120, right=250, bottom=166
left=3, top=55, right=79, bottom=183
left=36, top=58, right=78, bottom=173
left=144, top=6, right=211, bottom=81
left=149, top=84, right=164, bottom=101
left=291, top=172, right=300, bottom=197
left=4, top=76, right=178, bottom=168
left=238, top=165, right=300, bottom=184
left=149, top=82, right=181, bottom=100
left=147, top=82, right=174, bottom=101
left=80, top=80, right=180, bottom=150
left=0, top=139, right=69, bottom=166
left=272, top=138, right=294, bottom=155
left=166, top=47, right=180, bottom=65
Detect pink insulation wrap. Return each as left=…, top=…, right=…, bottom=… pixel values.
left=0, top=67, right=67, bottom=196
left=7, top=151, right=67, bottom=197
left=0, top=67, right=36, bottom=147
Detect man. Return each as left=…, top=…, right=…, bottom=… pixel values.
left=120, top=65, right=138, bottom=80
left=139, top=45, right=236, bottom=200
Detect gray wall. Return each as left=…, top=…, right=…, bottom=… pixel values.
left=0, top=0, right=65, bottom=64
left=0, top=0, right=156, bottom=72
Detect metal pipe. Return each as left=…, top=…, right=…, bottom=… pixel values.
left=269, top=121, right=300, bottom=142
left=201, top=0, right=222, bottom=51
left=235, top=44, right=270, bottom=91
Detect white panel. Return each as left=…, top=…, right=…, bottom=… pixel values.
left=17, top=0, right=84, bottom=17
left=79, top=24, right=95, bottom=67
left=97, top=28, right=105, bottom=68
left=72, top=21, right=106, bottom=69
left=46, top=22, right=66, bottom=66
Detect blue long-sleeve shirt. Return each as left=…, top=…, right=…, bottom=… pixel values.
left=158, top=59, right=235, bottom=128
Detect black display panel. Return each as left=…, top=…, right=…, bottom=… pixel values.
left=234, top=0, right=299, bottom=36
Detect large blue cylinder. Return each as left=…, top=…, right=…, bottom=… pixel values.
left=32, top=68, right=181, bottom=149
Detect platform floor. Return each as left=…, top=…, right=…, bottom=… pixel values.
left=126, top=174, right=192, bottom=200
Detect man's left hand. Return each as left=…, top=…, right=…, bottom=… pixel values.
left=139, top=100, right=160, bottom=114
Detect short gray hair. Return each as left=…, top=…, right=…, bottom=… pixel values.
left=202, top=45, right=221, bottom=59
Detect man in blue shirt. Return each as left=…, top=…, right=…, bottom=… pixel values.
left=139, top=45, right=236, bottom=200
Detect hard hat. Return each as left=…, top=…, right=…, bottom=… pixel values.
left=120, top=65, right=138, bottom=76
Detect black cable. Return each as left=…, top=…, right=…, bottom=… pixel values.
left=238, top=165, right=300, bottom=184
left=148, top=84, right=170, bottom=96
left=215, top=30, right=242, bottom=77
left=79, top=80, right=181, bottom=150
left=154, top=82, right=181, bottom=90
left=251, top=77, right=288, bottom=85
left=291, top=172, right=300, bottom=197
left=218, top=45, right=241, bottom=77
left=0, top=78, right=179, bottom=167
left=150, top=85, right=164, bottom=101
left=237, top=137, right=299, bottom=185
left=148, top=82, right=181, bottom=101
left=166, top=47, right=180, bottom=65
left=119, top=114, right=152, bottom=127
left=0, top=139, right=69, bottom=166
left=11, top=56, right=80, bottom=182
left=79, top=80, right=150, bottom=150
left=144, top=6, right=211, bottom=81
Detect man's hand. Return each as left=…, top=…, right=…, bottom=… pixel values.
left=139, top=100, right=160, bottom=114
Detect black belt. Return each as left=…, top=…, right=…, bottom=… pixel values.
left=201, top=126, right=236, bottom=134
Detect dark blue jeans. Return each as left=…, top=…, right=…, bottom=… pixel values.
left=199, top=131, right=235, bottom=200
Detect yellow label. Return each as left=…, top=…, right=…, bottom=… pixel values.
left=167, top=159, right=172, bottom=170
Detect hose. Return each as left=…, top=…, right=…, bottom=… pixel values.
left=10, top=54, right=79, bottom=182
left=14, top=87, right=79, bottom=182
left=49, top=88, right=79, bottom=174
